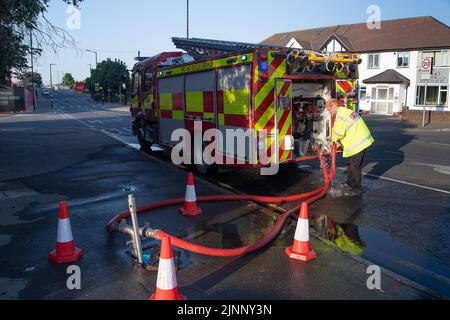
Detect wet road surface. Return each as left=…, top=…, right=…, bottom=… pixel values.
left=0, top=91, right=448, bottom=299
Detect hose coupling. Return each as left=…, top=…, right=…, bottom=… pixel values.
left=142, top=227, right=160, bottom=240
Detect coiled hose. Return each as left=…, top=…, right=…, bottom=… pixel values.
left=106, top=146, right=336, bottom=257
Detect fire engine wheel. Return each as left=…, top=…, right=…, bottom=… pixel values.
left=137, top=126, right=152, bottom=154
left=192, top=142, right=216, bottom=175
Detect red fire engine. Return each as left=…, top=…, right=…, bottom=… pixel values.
left=130, top=38, right=361, bottom=173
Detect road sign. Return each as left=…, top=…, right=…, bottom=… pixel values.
left=95, top=83, right=100, bottom=92
left=420, top=58, right=432, bottom=80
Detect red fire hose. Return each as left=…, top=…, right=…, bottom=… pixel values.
left=106, top=146, right=335, bottom=257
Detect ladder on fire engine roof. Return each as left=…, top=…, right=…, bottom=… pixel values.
left=172, top=37, right=295, bottom=59
left=171, top=37, right=362, bottom=72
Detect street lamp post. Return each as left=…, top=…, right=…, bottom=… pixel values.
left=86, top=49, right=98, bottom=67
left=49, top=63, right=56, bottom=109
left=49, top=63, right=56, bottom=89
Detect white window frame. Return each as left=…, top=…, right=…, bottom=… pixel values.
left=397, top=52, right=410, bottom=68
left=415, top=85, right=448, bottom=107
left=420, top=50, right=450, bottom=68
left=360, top=86, right=367, bottom=100
left=368, top=53, right=380, bottom=69
left=439, top=86, right=448, bottom=107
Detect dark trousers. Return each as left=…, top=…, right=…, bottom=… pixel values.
left=347, top=150, right=366, bottom=190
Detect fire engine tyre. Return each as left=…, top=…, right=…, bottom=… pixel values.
left=193, top=142, right=217, bottom=175
left=137, top=128, right=152, bottom=153
left=137, top=121, right=156, bottom=154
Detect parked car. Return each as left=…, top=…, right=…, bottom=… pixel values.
left=42, top=89, right=50, bottom=96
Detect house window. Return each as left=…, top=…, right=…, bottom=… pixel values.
left=368, top=54, right=380, bottom=69
left=397, top=52, right=410, bottom=68
left=360, top=87, right=367, bottom=100
left=420, top=51, right=449, bottom=67
left=426, top=86, right=439, bottom=105
left=416, top=86, right=425, bottom=105
left=434, top=51, right=449, bottom=67
left=416, top=85, right=448, bottom=106
left=440, top=86, right=448, bottom=106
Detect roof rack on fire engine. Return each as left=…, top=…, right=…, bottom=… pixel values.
left=172, top=37, right=292, bottom=59
left=172, top=37, right=362, bottom=74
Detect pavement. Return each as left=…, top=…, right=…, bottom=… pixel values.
left=0, top=91, right=448, bottom=300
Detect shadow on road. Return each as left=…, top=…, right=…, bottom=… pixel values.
left=361, top=115, right=417, bottom=181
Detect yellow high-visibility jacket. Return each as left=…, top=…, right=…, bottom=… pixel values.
left=332, top=108, right=374, bottom=158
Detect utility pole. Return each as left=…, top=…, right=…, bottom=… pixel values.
left=50, top=64, right=56, bottom=89
left=187, top=0, right=190, bottom=38
left=30, top=28, right=36, bottom=111
left=50, top=63, right=56, bottom=109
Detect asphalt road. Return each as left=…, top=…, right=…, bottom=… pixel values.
left=0, top=91, right=449, bottom=299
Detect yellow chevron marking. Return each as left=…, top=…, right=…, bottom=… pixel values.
left=255, top=102, right=274, bottom=131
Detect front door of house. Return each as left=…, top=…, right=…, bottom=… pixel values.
left=371, top=87, right=395, bottom=115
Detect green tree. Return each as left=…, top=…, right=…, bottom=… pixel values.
left=0, top=0, right=83, bottom=86
left=62, top=73, right=75, bottom=88
left=18, top=71, right=43, bottom=87
left=86, top=59, right=130, bottom=96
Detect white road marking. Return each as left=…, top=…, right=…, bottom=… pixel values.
left=363, top=172, right=450, bottom=195
left=411, top=162, right=450, bottom=175
left=413, top=140, right=450, bottom=148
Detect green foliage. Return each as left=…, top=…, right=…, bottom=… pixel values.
left=62, top=73, right=75, bottom=88
left=18, top=71, right=43, bottom=87
left=0, top=0, right=83, bottom=85
left=86, top=59, right=130, bottom=95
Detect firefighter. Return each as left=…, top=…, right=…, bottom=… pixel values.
left=325, top=99, right=374, bottom=197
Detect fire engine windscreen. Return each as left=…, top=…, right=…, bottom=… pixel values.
left=292, top=81, right=333, bottom=157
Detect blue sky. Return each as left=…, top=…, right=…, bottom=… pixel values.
left=34, top=0, right=450, bottom=85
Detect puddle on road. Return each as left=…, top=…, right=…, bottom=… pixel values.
left=312, top=215, right=450, bottom=298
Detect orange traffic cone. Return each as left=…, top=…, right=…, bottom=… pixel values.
left=48, top=201, right=83, bottom=264
left=150, top=236, right=186, bottom=300
left=179, top=172, right=202, bottom=216
left=285, top=202, right=317, bottom=262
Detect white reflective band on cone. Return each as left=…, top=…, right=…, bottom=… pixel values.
left=156, top=258, right=178, bottom=290
left=57, top=218, right=73, bottom=243
left=185, top=185, right=197, bottom=202
left=294, top=219, right=309, bottom=242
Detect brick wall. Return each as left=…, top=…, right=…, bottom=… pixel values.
left=400, top=107, right=450, bottom=124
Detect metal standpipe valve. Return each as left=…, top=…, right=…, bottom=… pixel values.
left=128, top=194, right=144, bottom=265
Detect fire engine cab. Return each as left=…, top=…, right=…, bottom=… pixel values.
left=130, top=38, right=361, bottom=173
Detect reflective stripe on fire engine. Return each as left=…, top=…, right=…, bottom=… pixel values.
left=158, top=53, right=254, bottom=78
left=143, top=93, right=153, bottom=110
left=186, top=91, right=204, bottom=113
left=253, top=53, right=289, bottom=162
left=254, top=54, right=287, bottom=133
left=185, top=91, right=214, bottom=120
left=276, top=80, right=293, bottom=162
left=159, top=92, right=184, bottom=120
left=131, top=95, right=139, bottom=110
left=336, top=80, right=354, bottom=93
